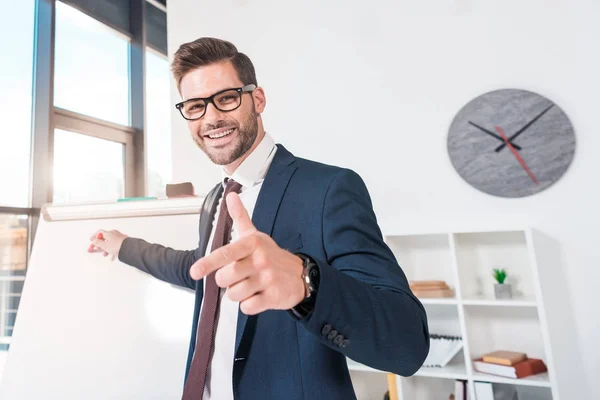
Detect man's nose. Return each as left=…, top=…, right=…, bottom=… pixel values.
left=203, top=101, right=225, bottom=122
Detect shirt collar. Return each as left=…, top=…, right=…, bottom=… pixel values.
left=221, top=133, right=277, bottom=188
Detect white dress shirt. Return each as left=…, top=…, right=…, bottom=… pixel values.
left=201, top=133, right=277, bottom=400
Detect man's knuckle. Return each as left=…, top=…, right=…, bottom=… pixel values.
left=230, top=260, right=240, bottom=274
left=248, top=234, right=261, bottom=249
left=262, top=269, right=275, bottom=286
left=221, top=247, right=233, bottom=262
left=214, top=269, right=224, bottom=286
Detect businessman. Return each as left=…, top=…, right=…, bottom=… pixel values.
left=90, top=37, right=429, bottom=400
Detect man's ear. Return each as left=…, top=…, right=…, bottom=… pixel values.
left=252, top=87, right=266, bottom=114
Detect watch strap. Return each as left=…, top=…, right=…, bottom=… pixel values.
left=289, top=253, right=319, bottom=320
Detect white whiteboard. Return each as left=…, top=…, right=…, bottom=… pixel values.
left=0, top=199, right=204, bottom=399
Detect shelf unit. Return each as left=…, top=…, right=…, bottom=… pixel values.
left=347, top=228, right=583, bottom=400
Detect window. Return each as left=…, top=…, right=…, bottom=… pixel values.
left=0, top=0, right=35, bottom=208
left=54, top=1, right=131, bottom=126
left=53, top=129, right=125, bottom=204
left=146, top=49, right=172, bottom=197
left=0, top=0, right=169, bottom=359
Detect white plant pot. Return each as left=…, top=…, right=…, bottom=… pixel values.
left=494, top=283, right=512, bottom=299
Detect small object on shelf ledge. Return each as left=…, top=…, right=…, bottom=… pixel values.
left=410, top=280, right=455, bottom=298
left=482, top=350, right=526, bottom=366
left=166, top=182, right=196, bottom=198
left=473, top=357, right=547, bottom=379
left=492, top=268, right=512, bottom=299
left=494, top=283, right=512, bottom=299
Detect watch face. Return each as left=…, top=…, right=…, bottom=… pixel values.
left=447, top=89, right=576, bottom=198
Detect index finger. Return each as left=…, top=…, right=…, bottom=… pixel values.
left=190, top=235, right=258, bottom=280
left=226, top=192, right=257, bottom=237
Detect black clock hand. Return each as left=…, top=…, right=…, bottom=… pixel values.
left=495, top=104, right=554, bottom=152
left=468, top=121, right=522, bottom=150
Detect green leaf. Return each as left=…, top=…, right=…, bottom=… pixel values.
left=493, top=268, right=507, bottom=284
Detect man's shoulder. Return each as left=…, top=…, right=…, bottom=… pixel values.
left=275, top=144, right=345, bottom=175
left=271, top=144, right=367, bottom=192
left=289, top=152, right=366, bottom=191
left=294, top=154, right=345, bottom=175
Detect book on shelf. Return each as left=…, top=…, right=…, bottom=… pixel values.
left=482, top=350, right=527, bottom=366
left=385, top=373, right=398, bottom=400
left=410, top=280, right=454, bottom=298
left=453, top=379, right=469, bottom=400
left=422, top=334, right=462, bottom=368
left=472, top=358, right=547, bottom=379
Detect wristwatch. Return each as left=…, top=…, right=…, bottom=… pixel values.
left=289, top=253, right=320, bottom=320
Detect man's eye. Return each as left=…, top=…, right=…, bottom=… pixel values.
left=188, top=104, right=204, bottom=111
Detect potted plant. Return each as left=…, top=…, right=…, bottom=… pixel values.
left=493, top=268, right=512, bottom=299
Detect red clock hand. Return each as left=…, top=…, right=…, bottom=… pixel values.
left=495, top=126, right=538, bottom=185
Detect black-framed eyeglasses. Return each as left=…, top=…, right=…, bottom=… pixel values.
left=175, top=84, right=257, bottom=121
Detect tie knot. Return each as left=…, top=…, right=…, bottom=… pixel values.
left=224, top=178, right=242, bottom=195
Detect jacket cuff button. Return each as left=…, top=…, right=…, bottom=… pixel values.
left=333, top=334, right=344, bottom=346
left=327, top=330, right=338, bottom=341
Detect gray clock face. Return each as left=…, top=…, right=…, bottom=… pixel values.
left=447, top=89, right=576, bottom=198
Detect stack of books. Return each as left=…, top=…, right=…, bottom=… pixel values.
left=409, top=280, right=454, bottom=298
left=473, top=351, right=547, bottom=379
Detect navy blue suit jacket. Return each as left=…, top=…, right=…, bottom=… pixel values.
left=119, top=144, right=429, bottom=399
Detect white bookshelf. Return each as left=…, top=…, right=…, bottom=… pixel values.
left=347, top=228, right=583, bottom=400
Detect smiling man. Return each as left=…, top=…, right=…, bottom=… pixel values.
left=89, top=37, right=429, bottom=400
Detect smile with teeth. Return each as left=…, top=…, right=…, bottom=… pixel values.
left=208, top=128, right=234, bottom=139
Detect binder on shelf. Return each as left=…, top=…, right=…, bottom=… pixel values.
left=473, top=381, right=494, bottom=400
left=422, top=334, right=463, bottom=368
left=474, top=381, right=519, bottom=400
left=453, top=379, right=468, bottom=400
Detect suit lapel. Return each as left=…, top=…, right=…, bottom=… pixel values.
left=234, top=144, right=298, bottom=356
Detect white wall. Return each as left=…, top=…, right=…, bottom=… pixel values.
left=167, top=1, right=599, bottom=397
left=0, top=350, right=6, bottom=385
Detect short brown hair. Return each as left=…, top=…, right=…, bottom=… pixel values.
left=171, top=37, right=257, bottom=90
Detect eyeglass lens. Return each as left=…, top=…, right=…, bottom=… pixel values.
left=182, top=89, right=241, bottom=119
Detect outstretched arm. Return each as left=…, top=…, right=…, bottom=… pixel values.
left=90, top=230, right=198, bottom=290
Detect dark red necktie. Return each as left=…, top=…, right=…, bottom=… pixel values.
left=182, top=179, right=242, bottom=400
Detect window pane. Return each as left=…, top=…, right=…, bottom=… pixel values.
left=146, top=50, right=172, bottom=197
left=0, top=0, right=35, bottom=207
left=54, top=1, right=130, bottom=126
left=60, top=0, right=131, bottom=34
left=146, top=2, right=167, bottom=55
left=53, top=129, right=125, bottom=204
left=0, top=214, right=28, bottom=343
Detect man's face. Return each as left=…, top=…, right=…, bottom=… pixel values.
left=179, top=61, right=265, bottom=166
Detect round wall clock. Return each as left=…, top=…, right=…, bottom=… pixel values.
left=447, top=88, right=576, bottom=198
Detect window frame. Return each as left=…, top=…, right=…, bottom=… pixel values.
left=0, top=0, right=168, bottom=346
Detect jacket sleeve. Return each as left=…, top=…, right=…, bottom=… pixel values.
left=118, top=237, right=201, bottom=290
left=298, top=168, right=429, bottom=376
